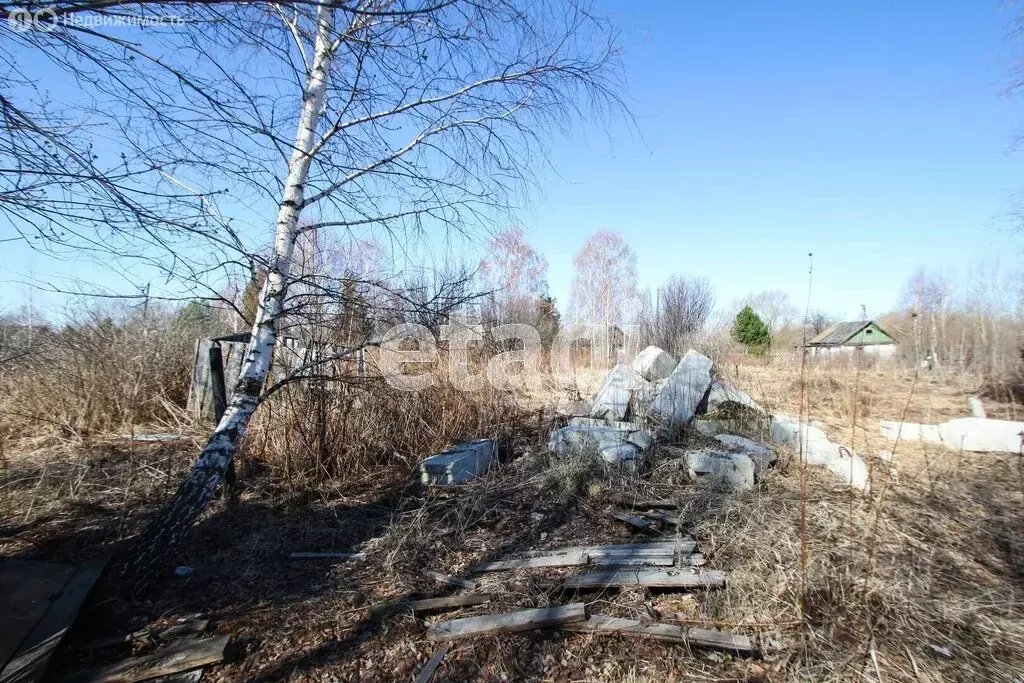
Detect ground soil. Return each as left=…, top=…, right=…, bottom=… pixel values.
left=2, top=360, right=1023, bottom=681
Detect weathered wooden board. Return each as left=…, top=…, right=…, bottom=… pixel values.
left=1, top=557, right=106, bottom=683
left=369, top=594, right=491, bottom=617
left=591, top=556, right=674, bottom=567
left=289, top=552, right=365, bottom=560
left=523, top=541, right=696, bottom=559
left=0, top=561, right=74, bottom=672
left=564, top=569, right=726, bottom=590
left=61, top=635, right=230, bottom=683
left=413, top=643, right=450, bottom=683
left=422, top=571, right=478, bottom=590
left=641, top=510, right=683, bottom=527
left=612, top=512, right=655, bottom=531
left=425, top=603, right=587, bottom=641
left=561, top=615, right=755, bottom=653
left=471, top=553, right=589, bottom=572
left=157, top=620, right=209, bottom=641
left=612, top=495, right=678, bottom=509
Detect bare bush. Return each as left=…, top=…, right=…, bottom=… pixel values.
left=640, top=275, right=715, bottom=357
left=245, top=351, right=525, bottom=487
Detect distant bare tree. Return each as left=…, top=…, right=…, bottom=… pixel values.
left=570, top=231, right=639, bottom=328
left=569, top=231, right=639, bottom=363
left=479, top=227, right=549, bottom=324
left=642, top=275, right=714, bottom=356
left=806, top=310, right=834, bottom=336
left=741, top=290, right=799, bottom=336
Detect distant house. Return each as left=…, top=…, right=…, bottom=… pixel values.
left=805, top=320, right=897, bottom=359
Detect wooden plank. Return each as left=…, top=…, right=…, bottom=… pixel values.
left=422, top=571, right=478, bottom=590
left=591, top=556, right=674, bottom=567
left=157, top=620, right=209, bottom=641
left=471, top=552, right=589, bottom=572
left=589, top=549, right=677, bottom=560
left=612, top=512, right=655, bottom=531
left=425, top=603, right=587, bottom=641
left=369, top=594, right=491, bottom=618
left=2, top=557, right=107, bottom=683
left=289, top=552, right=365, bottom=560
left=560, top=615, right=755, bottom=653
left=413, top=644, right=451, bottom=683
left=60, top=636, right=230, bottom=683
left=641, top=510, right=683, bottom=527
left=0, top=561, right=75, bottom=672
left=564, top=569, right=727, bottom=590
left=523, top=541, right=696, bottom=559
left=612, top=495, right=678, bottom=509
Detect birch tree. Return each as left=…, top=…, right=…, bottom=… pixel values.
left=568, top=231, right=638, bottom=365
left=479, top=226, right=549, bottom=324
left=2, top=0, right=622, bottom=589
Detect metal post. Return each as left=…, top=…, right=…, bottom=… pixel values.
left=208, top=343, right=227, bottom=425
left=208, top=343, right=236, bottom=508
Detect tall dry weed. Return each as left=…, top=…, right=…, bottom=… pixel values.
left=0, top=306, right=205, bottom=438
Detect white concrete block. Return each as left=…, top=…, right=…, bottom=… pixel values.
left=421, top=439, right=494, bottom=485
left=631, top=345, right=676, bottom=382
left=685, top=450, right=755, bottom=491
left=649, top=349, right=713, bottom=428
left=714, top=434, right=776, bottom=477
left=591, top=363, right=646, bottom=422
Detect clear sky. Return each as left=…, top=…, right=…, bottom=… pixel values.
left=2, top=1, right=1022, bottom=322
left=525, top=0, right=1023, bottom=321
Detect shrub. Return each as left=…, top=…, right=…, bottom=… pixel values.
left=731, top=306, right=771, bottom=354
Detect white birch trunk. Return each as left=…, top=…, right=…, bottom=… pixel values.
left=124, top=2, right=337, bottom=590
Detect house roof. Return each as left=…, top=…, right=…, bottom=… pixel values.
left=807, top=320, right=892, bottom=346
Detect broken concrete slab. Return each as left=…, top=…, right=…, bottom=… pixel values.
left=705, top=380, right=763, bottom=414
left=549, top=424, right=649, bottom=465
left=420, top=439, right=494, bottom=485
left=938, top=418, right=1024, bottom=452
left=629, top=378, right=665, bottom=423
left=685, top=450, right=755, bottom=491
left=649, top=350, right=713, bottom=429
left=879, top=421, right=942, bottom=444
left=771, top=414, right=868, bottom=490
left=632, top=346, right=676, bottom=382
left=591, top=363, right=647, bottom=421
left=713, top=434, right=775, bottom=477
left=567, top=417, right=654, bottom=449
left=880, top=417, right=1024, bottom=453
left=569, top=417, right=644, bottom=431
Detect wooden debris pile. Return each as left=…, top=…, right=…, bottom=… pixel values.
left=0, top=557, right=235, bottom=683
left=364, top=526, right=756, bottom=682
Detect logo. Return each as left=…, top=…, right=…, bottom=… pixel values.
left=33, top=7, right=56, bottom=31
left=8, top=9, right=33, bottom=32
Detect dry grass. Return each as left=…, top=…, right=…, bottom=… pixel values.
left=244, top=369, right=528, bottom=489
left=2, top=353, right=1024, bottom=681
left=0, top=308, right=197, bottom=438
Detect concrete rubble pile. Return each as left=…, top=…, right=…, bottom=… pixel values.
left=416, top=345, right=869, bottom=491
left=548, top=345, right=868, bottom=491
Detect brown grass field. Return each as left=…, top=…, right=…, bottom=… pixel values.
left=2, top=357, right=1023, bottom=682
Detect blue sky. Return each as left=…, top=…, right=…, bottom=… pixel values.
left=526, top=0, right=1023, bottom=320
left=2, top=1, right=1022, bottom=322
